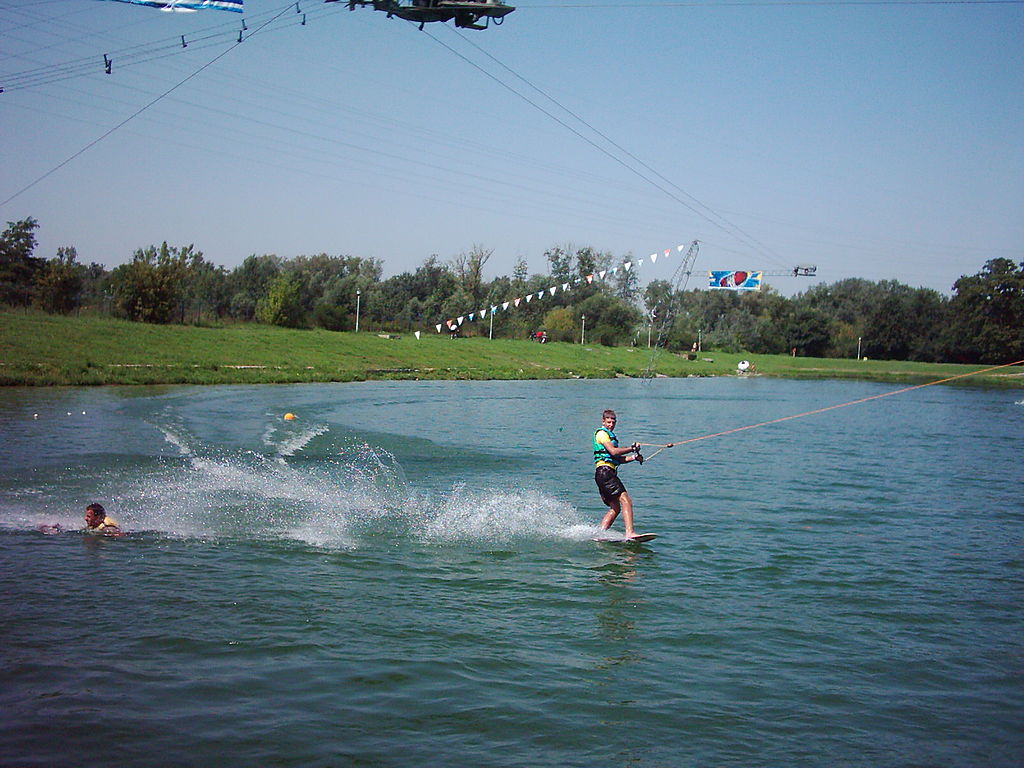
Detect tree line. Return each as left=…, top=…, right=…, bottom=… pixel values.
left=2, top=216, right=1021, bottom=364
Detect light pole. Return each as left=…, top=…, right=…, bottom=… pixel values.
left=580, top=314, right=586, bottom=345
left=857, top=336, right=862, bottom=360
left=355, top=289, right=361, bottom=333
left=488, top=308, right=494, bottom=340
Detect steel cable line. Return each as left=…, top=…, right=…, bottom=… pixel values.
left=1, top=2, right=340, bottom=91
left=4, top=3, right=320, bottom=94
left=416, top=23, right=785, bottom=261
left=9, top=9, right=327, bottom=89
left=426, top=0, right=1023, bottom=272
left=20, top=66, right=696, bottom=237
left=10, top=2, right=1005, bottom=254
left=448, top=26, right=794, bottom=271
left=0, top=0, right=100, bottom=36
left=3, top=0, right=1007, bottom=85
left=167, top=27, right=724, bottom=237
left=5, top=70, right=687, bottom=245
left=517, top=1, right=1024, bottom=7
left=0, top=0, right=76, bottom=8
left=3, top=0, right=1011, bottom=296
left=183, top=38, right=710, bottom=226
left=637, top=359, right=1024, bottom=460
left=1, top=7, right=227, bottom=78
left=4, top=0, right=1018, bottom=88
left=1, top=0, right=215, bottom=64
left=1, top=2, right=299, bottom=208
left=5, top=15, right=703, bottom=246
left=6, top=38, right=238, bottom=90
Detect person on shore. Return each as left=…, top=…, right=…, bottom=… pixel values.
left=84, top=503, right=122, bottom=536
left=593, top=409, right=645, bottom=539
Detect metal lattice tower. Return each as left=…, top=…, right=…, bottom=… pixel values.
left=642, top=240, right=700, bottom=380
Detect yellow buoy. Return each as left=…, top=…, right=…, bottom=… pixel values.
left=283, top=413, right=296, bottom=421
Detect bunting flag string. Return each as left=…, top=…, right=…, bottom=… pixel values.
left=435, top=241, right=691, bottom=334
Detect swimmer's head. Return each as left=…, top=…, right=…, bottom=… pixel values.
left=84, top=503, right=105, bottom=527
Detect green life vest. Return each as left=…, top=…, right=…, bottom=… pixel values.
left=593, top=427, right=622, bottom=467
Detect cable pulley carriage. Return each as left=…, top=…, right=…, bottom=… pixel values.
left=337, top=0, right=514, bottom=29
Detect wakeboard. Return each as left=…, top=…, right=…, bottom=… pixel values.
left=592, top=533, right=658, bottom=544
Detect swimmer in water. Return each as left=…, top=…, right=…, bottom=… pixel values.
left=83, top=503, right=122, bottom=536
left=38, top=502, right=121, bottom=536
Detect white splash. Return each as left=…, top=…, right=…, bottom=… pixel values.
left=263, top=418, right=330, bottom=462
left=155, top=423, right=195, bottom=457
left=4, top=420, right=594, bottom=550
left=89, top=424, right=412, bottom=545
left=412, top=485, right=590, bottom=544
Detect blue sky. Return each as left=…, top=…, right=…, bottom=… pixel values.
left=1, top=0, right=1021, bottom=296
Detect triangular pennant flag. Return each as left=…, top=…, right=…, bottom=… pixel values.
left=515, top=297, right=521, bottom=307
left=414, top=331, right=421, bottom=340
left=610, top=267, right=618, bottom=275
left=436, top=324, right=442, bottom=333
left=468, top=313, right=475, bottom=322
left=536, top=290, right=544, bottom=300
left=664, top=249, right=670, bottom=257
left=479, top=309, right=486, bottom=319
left=502, top=302, right=510, bottom=311
left=549, top=287, right=557, bottom=296
left=458, top=316, right=465, bottom=325
left=637, top=258, right=644, bottom=268
left=525, top=295, right=533, bottom=303
left=651, top=253, right=658, bottom=264
left=677, top=244, right=685, bottom=252
left=624, top=262, right=632, bottom=271
left=490, top=306, right=497, bottom=315
left=586, top=274, right=594, bottom=284
left=599, top=270, right=606, bottom=279
left=561, top=282, right=569, bottom=291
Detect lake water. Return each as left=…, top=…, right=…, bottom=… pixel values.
left=1, top=377, right=1021, bottom=767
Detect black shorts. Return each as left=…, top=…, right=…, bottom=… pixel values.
left=595, top=465, right=626, bottom=505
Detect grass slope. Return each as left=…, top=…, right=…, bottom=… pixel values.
left=2, top=311, right=1021, bottom=387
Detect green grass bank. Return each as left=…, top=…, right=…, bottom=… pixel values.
left=2, top=310, right=1021, bottom=387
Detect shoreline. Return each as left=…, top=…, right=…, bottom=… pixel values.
left=2, top=310, right=1021, bottom=388
left=4, top=361, right=1020, bottom=390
